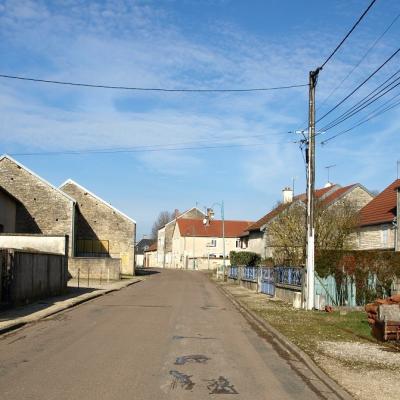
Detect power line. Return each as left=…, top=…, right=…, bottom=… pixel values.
left=320, top=95, right=400, bottom=144
left=319, top=0, right=377, bottom=69
left=319, top=69, right=400, bottom=132
left=317, top=10, right=400, bottom=111
left=316, top=46, right=400, bottom=123
left=0, top=73, right=308, bottom=93
left=9, top=139, right=297, bottom=157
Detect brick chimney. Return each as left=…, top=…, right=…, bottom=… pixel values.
left=282, top=187, right=293, bottom=204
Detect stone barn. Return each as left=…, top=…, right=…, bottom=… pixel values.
left=60, top=179, right=136, bottom=276
left=0, top=155, right=75, bottom=255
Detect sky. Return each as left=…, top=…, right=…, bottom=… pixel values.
left=1, top=0, right=400, bottom=239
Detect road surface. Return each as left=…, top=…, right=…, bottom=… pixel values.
left=0, top=269, right=326, bottom=399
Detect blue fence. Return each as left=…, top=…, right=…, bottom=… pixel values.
left=275, top=266, right=303, bottom=287
left=228, top=265, right=238, bottom=280
left=260, top=267, right=275, bottom=296
left=242, top=266, right=258, bottom=282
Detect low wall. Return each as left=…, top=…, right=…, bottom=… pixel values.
left=0, top=234, right=68, bottom=255
left=275, top=285, right=302, bottom=303
left=2, top=250, right=68, bottom=305
left=68, top=257, right=121, bottom=280
left=240, top=279, right=258, bottom=291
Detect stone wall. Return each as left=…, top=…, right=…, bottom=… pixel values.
left=0, top=156, right=75, bottom=255
left=355, top=224, right=395, bottom=250
left=0, top=189, right=16, bottom=232
left=61, top=181, right=136, bottom=275
left=68, top=257, right=121, bottom=280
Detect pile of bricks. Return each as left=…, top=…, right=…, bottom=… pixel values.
left=365, top=295, right=400, bottom=341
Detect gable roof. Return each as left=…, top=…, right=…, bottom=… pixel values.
left=60, top=178, right=136, bottom=224
left=0, top=154, right=76, bottom=204
left=359, top=179, right=399, bottom=227
left=135, top=238, right=154, bottom=254
left=163, top=207, right=206, bottom=228
left=177, top=218, right=254, bottom=238
left=247, top=183, right=361, bottom=232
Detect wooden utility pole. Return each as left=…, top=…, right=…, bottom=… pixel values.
left=305, top=68, right=320, bottom=310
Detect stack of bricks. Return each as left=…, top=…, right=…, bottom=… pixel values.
left=365, top=294, right=400, bottom=341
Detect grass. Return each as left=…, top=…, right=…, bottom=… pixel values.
left=219, top=281, right=374, bottom=355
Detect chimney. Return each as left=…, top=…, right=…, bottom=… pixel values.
left=282, top=187, right=293, bottom=204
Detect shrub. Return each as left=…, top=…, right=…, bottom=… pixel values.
left=229, top=251, right=261, bottom=266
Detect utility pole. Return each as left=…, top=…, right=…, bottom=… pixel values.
left=221, top=200, right=226, bottom=280
left=305, top=68, right=320, bottom=310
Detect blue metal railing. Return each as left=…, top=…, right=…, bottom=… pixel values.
left=242, top=265, right=258, bottom=282
left=260, top=267, right=275, bottom=296
left=275, top=266, right=303, bottom=287
left=228, top=265, right=238, bottom=279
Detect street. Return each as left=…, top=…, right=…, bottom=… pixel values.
left=0, top=270, right=324, bottom=399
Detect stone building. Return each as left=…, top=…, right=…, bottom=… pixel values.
left=60, top=179, right=136, bottom=276
left=355, top=179, right=400, bottom=250
left=157, top=207, right=205, bottom=268
left=135, top=238, right=154, bottom=268
left=0, top=155, right=75, bottom=255
left=240, top=183, right=374, bottom=259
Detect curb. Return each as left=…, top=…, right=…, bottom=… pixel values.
left=0, top=278, right=141, bottom=336
left=217, top=282, right=354, bottom=400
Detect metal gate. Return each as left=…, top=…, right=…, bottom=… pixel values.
left=260, top=267, right=275, bottom=296
left=0, top=249, right=13, bottom=305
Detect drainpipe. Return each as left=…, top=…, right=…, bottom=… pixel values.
left=396, top=187, right=400, bottom=252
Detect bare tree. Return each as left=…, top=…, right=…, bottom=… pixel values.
left=266, top=199, right=359, bottom=265
left=151, top=211, right=174, bottom=240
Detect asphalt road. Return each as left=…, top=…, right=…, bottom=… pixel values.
left=0, top=269, right=324, bottom=399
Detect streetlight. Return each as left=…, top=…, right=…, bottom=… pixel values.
left=203, top=201, right=225, bottom=280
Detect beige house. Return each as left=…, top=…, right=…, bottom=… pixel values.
left=171, top=218, right=253, bottom=270
left=144, top=242, right=158, bottom=268
left=156, top=207, right=205, bottom=268
left=355, top=179, right=400, bottom=250
left=241, top=183, right=374, bottom=259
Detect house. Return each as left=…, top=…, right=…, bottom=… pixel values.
left=171, top=218, right=253, bottom=270
left=241, top=183, right=374, bottom=259
left=156, top=207, right=206, bottom=268
left=0, top=155, right=137, bottom=279
left=60, top=179, right=136, bottom=276
left=135, top=238, right=154, bottom=268
left=144, top=242, right=158, bottom=268
left=355, top=179, right=400, bottom=250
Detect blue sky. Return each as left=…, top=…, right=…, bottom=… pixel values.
left=1, top=0, right=400, bottom=238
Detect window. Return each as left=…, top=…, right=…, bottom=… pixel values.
left=0, top=224, right=4, bottom=233
left=209, top=239, right=217, bottom=247
left=236, top=238, right=241, bottom=248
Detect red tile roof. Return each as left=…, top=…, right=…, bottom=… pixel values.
left=145, top=242, right=157, bottom=252
left=359, top=179, right=399, bottom=226
left=246, top=184, right=358, bottom=232
left=177, top=219, right=254, bottom=238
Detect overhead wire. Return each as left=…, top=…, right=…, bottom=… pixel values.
left=316, top=46, right=400, bottom=124
left=9, top=138, right=297, bottom=157
left=319, top=0, right=377, bottom=69
left=320, top=93, right=400, bottom=144
left=318, top=68, right=400, bottom=132
left=0, top=73, right=308, bottom=93
left=317, top=10, right=400, bottom=111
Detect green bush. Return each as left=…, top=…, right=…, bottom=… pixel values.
left=229, top=251, right=261, bottom=266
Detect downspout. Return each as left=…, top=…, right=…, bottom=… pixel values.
left=71, top=201, right=76, bottom=257
left=396, top=187, right=400, bottom=252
